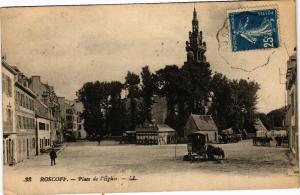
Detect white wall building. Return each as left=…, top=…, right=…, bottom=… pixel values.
left=2, top=59, right=17, bottom=165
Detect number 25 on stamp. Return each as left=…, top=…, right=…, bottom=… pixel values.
left=229, top=8, right=279, bottom=52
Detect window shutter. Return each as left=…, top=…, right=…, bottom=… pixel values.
left=2, top=73, right=6, bottom=94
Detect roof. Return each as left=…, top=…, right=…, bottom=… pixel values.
left=136, top=124, right=175, bottom=133
left=157, top=124, right=176, bottom=132
left=190, top=114, right=218, bottom=131
left=2, top=60, right=17, bottom=75
left=254, top=118, right=267, bottom=131
left=15, top=81, right=36, bottom=98
left=188, top=131, right=208, bottom=136
left=125, top=131, right=136, bottom=134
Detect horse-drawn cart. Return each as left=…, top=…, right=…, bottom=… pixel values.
left=253, top=130, right=272, bottom=146
left=185, top=131, right=225, bottom=161
left=274, top=130, right=288, bottom=147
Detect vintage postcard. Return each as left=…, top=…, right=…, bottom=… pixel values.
left=1, top=0, right=299, bottom=194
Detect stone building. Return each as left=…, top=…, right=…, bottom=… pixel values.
left=29, top=76, right=62, bottom=144
left=12, top=66, right=37, bottom=163
left=184, top=114, right=218, bottom=143
left=135, top=96, right=176, bottom=145
left=58, top=98, right=79, bottom=141
left=65, top=100, right=77, bottom=135
left=57, top=97, right=66, bottom=137
left=35, top=99, right=51, bottom=154
left=73, top=99, right=87, bottom=139
left=135, top=121, right=176, bottom=145
left=285, top=49, right=298, bottom=172
left=2, top=59, right=17, bottom=165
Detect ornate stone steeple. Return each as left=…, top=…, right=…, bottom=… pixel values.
left=185, top=8, right=207, bottom=64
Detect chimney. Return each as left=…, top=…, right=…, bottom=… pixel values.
left=30, top=76, right=41, bottom=90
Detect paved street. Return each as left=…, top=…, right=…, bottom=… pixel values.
left=4, top=140, right=299, bottom=194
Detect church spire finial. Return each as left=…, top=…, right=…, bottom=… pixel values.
left=193, top=5, right=197, bottom=20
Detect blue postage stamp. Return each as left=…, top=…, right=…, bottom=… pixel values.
left=229, top=8, right=279, bottom=52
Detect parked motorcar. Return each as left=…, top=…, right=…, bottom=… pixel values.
left=184, top=131, right=225, bottom=161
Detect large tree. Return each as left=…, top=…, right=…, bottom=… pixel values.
left=106, top=81, right=125, bottom=136
left=77, top=81, right=110, bottom=137
left=182, top=61, right=212, bottom=114
left=209, top=73, right=234, bottom=130
left=124, top=71, right=141, bottom=130
left=210, top=73, right=260, bottom=133
left=140, top=66, right=156, bottom=123
left=156, top=65, right=191, bottom=136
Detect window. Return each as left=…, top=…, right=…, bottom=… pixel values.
left=78, top=124, right=82, bottom=130
left=22, top=117, right=25, bottom=129
left=25, top=96, right=29, bottom=109
left=28, top=99, right=31, bottom=110
left=17, top=115, right=21, bottom=129
left=6, top=109, right=13, bottom=125
left=21, top=94, right=24, bottom=107
left=32, top=138, right=35, bottom=149
left=291, top=91, right=295, bottom=115
left=39, top=122, right=46, bottom=130
left=31, top=119, right=34, bottom=129
left=18, top=140, right=21, bottom=155
left=67, top=123, right=73, bottom=129
left=17, top=92, right=20, bottom=105
left=23, top=139, right=25, bottom=153
left=30, top=99, right=34, bottom=110
left=32, top=119, right=34, bottom=129
left=24, top=118, right=27, bottom=129
left=2, top=73, right=6, bottom=94
left=66, top=109, right=73, bottom=114
left=66, top=115, right=73, bottom=121
left=7, top=76, right=12, bottom=97
left=27, top=118, right=29, bottom=129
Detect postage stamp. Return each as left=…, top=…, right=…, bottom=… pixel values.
left=228, top=8, right=279, bottom=52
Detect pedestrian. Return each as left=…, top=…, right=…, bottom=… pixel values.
left=97, top=134, right=102, bottom=146
left=49, top=148, right=57, bottom=166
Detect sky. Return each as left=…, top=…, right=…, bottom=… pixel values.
left=1, top=0, right=296, bottom=113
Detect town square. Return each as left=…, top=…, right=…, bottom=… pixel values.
left=1, top=0, right=299, bottom=194
left=3, top=140, right=298, bottom=194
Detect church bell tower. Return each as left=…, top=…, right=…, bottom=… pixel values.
left=184, top=8, right=207, bottom=64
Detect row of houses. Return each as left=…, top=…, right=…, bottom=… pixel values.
left=2, top=58, right=86, bottom=165
left=285, top=49, right=298, bottom=172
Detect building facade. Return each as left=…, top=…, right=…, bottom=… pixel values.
left=2, top=59, right=17, bottom=165
left=73, top=100, right=87, bottom=139
left=135, top=122, right=176, bottom=145
left=35, top=100, right=51, bottom=154
left=65, top=100, right=78, bottom=134
left=29, top=76, right=62, bottom=144
left=286, top=49, right=298, bottom=171
left=12, top=66, right=37, bottom=163
left=184, top=114, right=218, bottom=143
